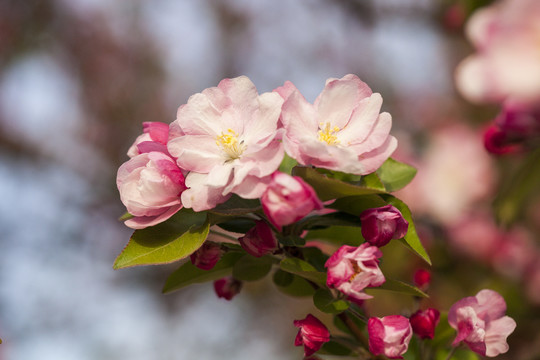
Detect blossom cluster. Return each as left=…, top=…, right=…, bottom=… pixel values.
left=115, top=75, right=516, bottom=359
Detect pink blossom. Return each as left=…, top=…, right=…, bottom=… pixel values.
left=413, top=269, right=431, bottom=290
left=190, top=242, right=222, bottom=270
left=127, top=122, right=170, bottom=157
left=325, top=244, right=385, bottom=301
left=455, top=0, right=540, bottom=104
left=167, top=76, right=284, bottom=211
left=213, top=277, right=242, bottom=301
left=117, top=152, right=186, bottom=229
left=448, top=289, right=516, bottom=357
left=261, top=172, right=323, bottom=230
left=410, top=308, right=440, bottom=339
left=360, top=205, right=408, bottom=247
left=275, top=74, right=397, bottom=175
left=293, top=314, right=330, bottom=357
left=238, top=220, right=278, bottom=257
left=368, top=315, right=412, bottom=359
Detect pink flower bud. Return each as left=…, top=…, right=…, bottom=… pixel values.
left=238, top=221, right=278, bottom=257
left=360, top=205, right=408, bottom=247
left=413, top=269, right=431, bottom=290
left=293, top=314, right=330, bottom=357
left=325, top=244, right=385, bottom=302
left=448, top=289, right=516, bottom=357
left=190, top=242, right=222, bottom=270
left=127, top=122, right=170, bottom=157
left=410, top=308, right=440, bottom=339
left=368, top=315, right=413, bottom=359
left=117, top=152, right=186, bottom=229
left=261, top=172, right=323, bottom=230
left=213, top=277, right=242, bottom=301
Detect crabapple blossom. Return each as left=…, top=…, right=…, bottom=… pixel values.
left=325, top=244, right=385, bottom=301
left=190, top=242, right=222, bottom=270
left=127, top=122, right=170, bottom=157
left=293, top=314, right=330, bottom=357
left=213, top=277, right=242, bottom=301
left=410, top=308, right=440, bottom=339
left=368, top=315, right=413, bottom=359
left=238, top=220, right=278, bottom=257
left=167, top=76, right=284, bottom=211
left=117, top=151, right=186, bottom=229
left=413, top=269, right=431, bottom=290
left=275, top=74, right=397, bottom=175
left=360, top=205, right=408, bottom=247
left=448, top=289, right=516, bottom=357
left=261, top=172, right=323, bottom=230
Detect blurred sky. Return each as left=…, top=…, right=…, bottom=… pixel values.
left=0, top=0, right=476, bottom=359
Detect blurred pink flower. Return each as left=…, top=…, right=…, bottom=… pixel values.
left=456, top=0, right=540, bottom=104
left=492, top=227, right=537, bottom=280
left=238, top=220, right=278, bottom=257
left=448, top=289, right=516, bottom=357
left=117, top=152, right=186, bottom=229
left=325, top=244, right=385, bottom=301
left=190, top=242, right=222, bottom=270
left=127, top=122, right=170, bottom=157
left=410, top=308, right=440, bottom=339
left=360, top=205, right=408, bottom=247
left=413, top=269, right=431, bottom=291
left=293, top=314, right=330, bottom=357
left=525, top=261, right=540, bottom=305
left=368, top=315, right=412, bottom=359
left=167, top=76, right=284, bottom=211
left=275, top=74, right=397, bottom=175
left=261, top=172, right=323, bottom=230
left=213, top=277, right=242, bottom=301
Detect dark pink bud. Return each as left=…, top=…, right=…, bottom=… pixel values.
left=483, top=125, right=521, bottom=155
left=360, top=205, right=409, bottom=247
left=410, top=308, right=440, bottom=339
left=293, top=314, right=330, bottom=357
left=238, top=221, right=278, bottom=257
left=190, top=242, right=222, bottom=270
left=213, top=277, right=242, bottom=301
left=413, top=269, right=431, bottom=290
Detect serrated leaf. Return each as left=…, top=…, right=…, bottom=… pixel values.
left=376, top=158, right=417, bottom=192
left=162, top=252, right=243, bottom=293
left=366, top=278, right=428, bottom=298
left=381, top=195, right=431, bottom=265
left=279, top=258, right=327, bottom=286
left=313, top=289, right=350, bottom=314
left=232, top=255, right=274, bottom=281
left=210, top=195, right=261, bottom=216
left=292, top=167, right=386, bottom=201
left=114, top=209, right=209, bottom=269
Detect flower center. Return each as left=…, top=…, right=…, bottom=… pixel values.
left=349, top=260, right=362, bottom=281
left=318, top=122, right=340, bottom=145
left=216, top=128, right=246, bottom=161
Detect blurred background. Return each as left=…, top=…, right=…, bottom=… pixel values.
left=0, top=0, right=538, bottom=359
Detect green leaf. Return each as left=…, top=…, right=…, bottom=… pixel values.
left=292, top=167, right=386, bottom=201
left=210, top=195, right=261, bottom=216
left=304, top=226, right=364, bottom=246
left=376, top=158, right=417, bottom=192
left=215, top=218, right=256, bottom=234
left=118, top=212, right=133, bottom=221
left=330, top=195, right=388, bottom=215
left=381, top=195, right=431, bottom=265
left=162, top=252, right=244, bottom=293
left=279, top=153, right=298, bottom=174
left=279, top=258, right=327, bottom=286
left=296, top=212, right=362, bottom=231
left=320, top=339, right=353, bottom=356
left=360, top=172, right=386, bottom=191
left=313, top=289, right=350, bottom=314
left=113, top=209, right=209, bottom=269
left=232, top=255, right=274, bottom=281
left=273, top=271, right=316, bottom=297
left=277, top=234, right=306, bottom=246
left=311, top=168, right=362, bottom=183
left=366, top=278, right=428, bottom=298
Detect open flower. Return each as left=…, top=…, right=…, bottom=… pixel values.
left=325, top=244, right=385, bottom=301
left=368, top=315, right=413, bottom=359
left=275, top=74, right=397, bottom=175
left=168, top=76, right=284, bottom=211
left=448, top=289, right=516, bottom=357
left=261, top=172, right=323, bottom=230
left=293, top=314, right=330, bottom=357
left=117, top=151, right=186, bottom=229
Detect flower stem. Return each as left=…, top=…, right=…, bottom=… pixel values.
left=444, top=346, right=458, bottom=360
left=337, top=313, right=369, bottom=349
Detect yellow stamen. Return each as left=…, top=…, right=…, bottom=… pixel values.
left=216, top=128, right=246, bottom=161
left=318, top=122, right=340, bottom=145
